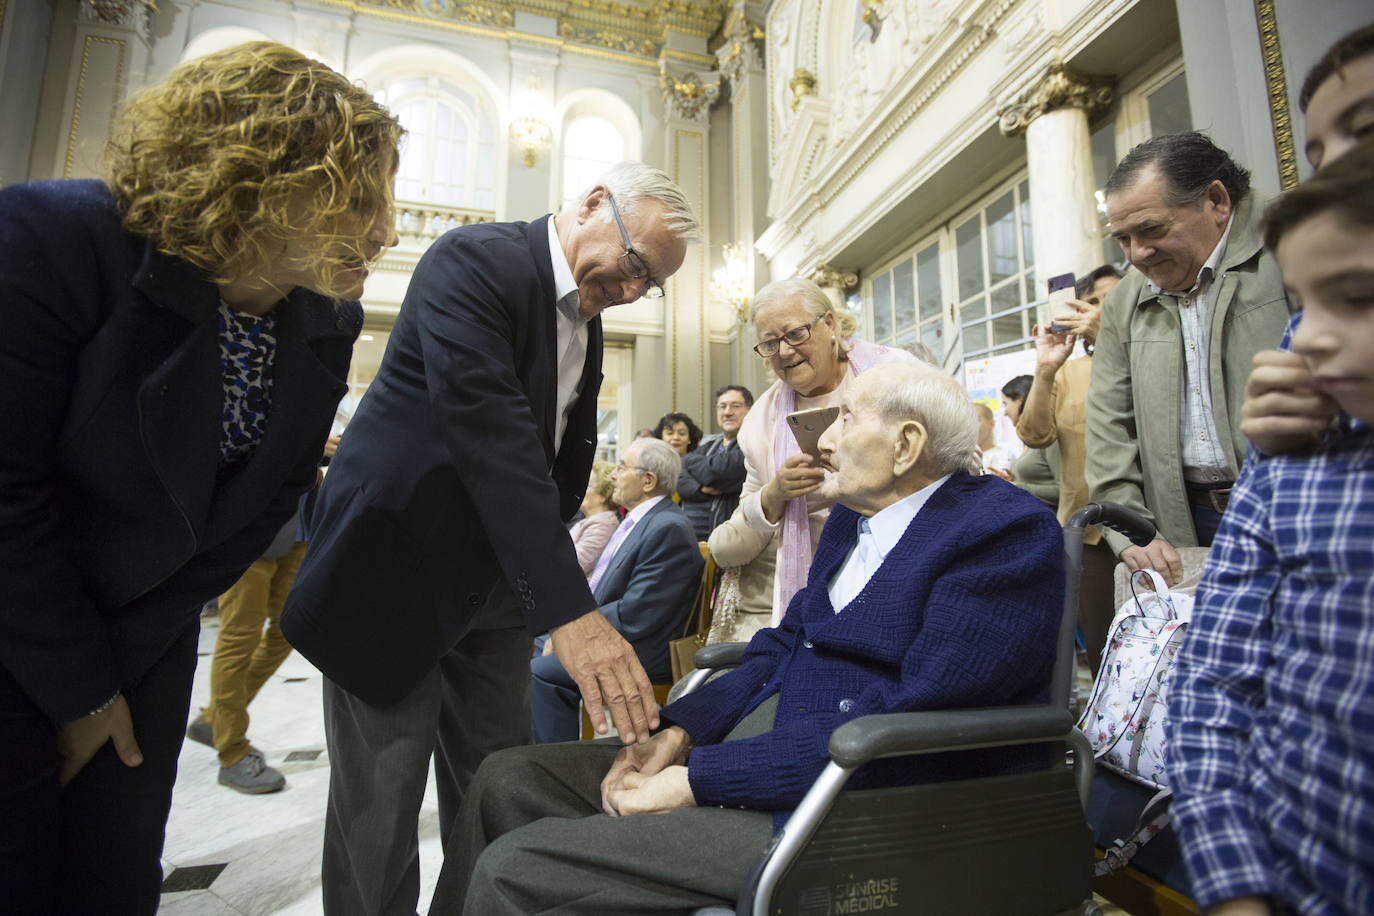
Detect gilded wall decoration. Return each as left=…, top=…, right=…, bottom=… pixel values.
left=660, top=62, right=721, bottom=121
left=1253, top=0, right=1298, bottom=190
left=347, top=0, right=721, bottom=62
left=997, top=63, right=1114, bottom=137
left=788, top=67, right=816, bottom=110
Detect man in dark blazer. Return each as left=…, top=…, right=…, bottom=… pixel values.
left=531, top=437, right=704, bottom=743
left=433, top=362, right=1065, bottom=914
left=280, top=162, right=698, bottom=915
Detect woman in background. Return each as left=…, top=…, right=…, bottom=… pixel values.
left=734, top=277, right=914, bottom=619
left=570, top=461, right=620, bottom=575
left=654, top=411, right=703, bottom=457
left=0, top=42, right=401, bottom=913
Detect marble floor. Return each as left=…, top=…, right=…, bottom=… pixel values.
left=158, top=613, right=1132, bottom=915
left=159, top=616, right=445, bottom=914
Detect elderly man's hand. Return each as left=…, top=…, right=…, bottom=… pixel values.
left=1121, top=537, right=1182, bottom=587
left=760, top=453, right=825, bottom=524
left=549, top=610, right=658, bottom=744
left=604, top=765, right=696, bottom=816
left=1241, top=350, right=1336, bottom=454
left=601, top=726, right=692, bottom=815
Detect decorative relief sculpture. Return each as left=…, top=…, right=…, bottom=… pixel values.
left=81, top=0, right=147, bottom=28
left=659, top=63, right=721, bottom=122
left=808, top=265, right=859, bottom=289
left=788, top=67, right=816, bottom=110
left=996, top=62, right=1114, bottom=137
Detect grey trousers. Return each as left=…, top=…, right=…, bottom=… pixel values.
left=429, top=740, right=775, bottom=915
left=321, top=586, right=533, bottom=916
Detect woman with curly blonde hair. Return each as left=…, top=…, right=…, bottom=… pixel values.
left=0, top=41, right=401, bottom=913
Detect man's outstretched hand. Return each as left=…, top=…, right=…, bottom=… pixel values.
left=549, top=610, right=659, bottom=744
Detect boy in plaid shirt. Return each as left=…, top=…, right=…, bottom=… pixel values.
left=1167, top=137, right=1374, bottom=916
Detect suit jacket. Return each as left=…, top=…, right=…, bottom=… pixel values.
left=590, top=498, right=703, bottom=681
left=0, top=180, right=359, bottom=721
left=282, top=217, right=603, bottom=707
left=1086, top=192, right=1291, bottom=553
left=676, top=433, right=746, bottom=540
left=661, top=472, right=1064, bottom=826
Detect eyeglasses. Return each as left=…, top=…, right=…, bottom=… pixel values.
left=613, top=462, right=649, bottom=475
left=606, top=192, right=665, bottom=301
left=753, top=315, right=824, bottom=358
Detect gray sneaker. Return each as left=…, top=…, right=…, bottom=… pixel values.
left=218, top=749, right=286, bottom=794
left=185, top=718, right=213, bottom=748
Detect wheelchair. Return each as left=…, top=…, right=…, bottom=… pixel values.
left=674, top=502, right=1173, bottom=916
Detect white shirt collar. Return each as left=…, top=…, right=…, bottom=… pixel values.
left=547, top=214, right=580, bottom=316
left=862, top=474, right=952, bottom=558
left=623, top=494, right=666, bottom=525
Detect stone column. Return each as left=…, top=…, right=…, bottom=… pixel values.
left=998, top=64, right=1114, bottom=304
left=659, top=61, right=718, bottom=421
left=716, top=1, right=769, bottom=391
left=49, top=0, right=155, bottom=180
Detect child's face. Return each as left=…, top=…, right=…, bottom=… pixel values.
left=1281, top=211, right=1374, bottom=425
left=1304, top=54, right=1374, bottom=169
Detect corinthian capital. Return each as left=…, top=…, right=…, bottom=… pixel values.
left=997, top=63, right=1114, bottom=137
left=659, top=62, right=721, bottom=122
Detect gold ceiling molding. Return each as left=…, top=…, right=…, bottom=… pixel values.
left=660, top=61, right=720, bottom=121
left=333, top=0, right=724, bottom=61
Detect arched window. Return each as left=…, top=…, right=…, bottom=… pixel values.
left=561, top=116, right=625, bottom=205
left=383, top=76, right=498, bottom=210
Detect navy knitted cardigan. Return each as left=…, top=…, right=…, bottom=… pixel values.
left=661, top=471, right=1065, bottom=828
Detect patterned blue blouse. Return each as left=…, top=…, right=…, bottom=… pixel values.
left=218, top=301, right=277, bottom=467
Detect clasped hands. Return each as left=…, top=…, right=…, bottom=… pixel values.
left=600, top=725, right=696, bottom=817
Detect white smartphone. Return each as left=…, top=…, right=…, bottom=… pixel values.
left=786, top=406, right=840, bottom=461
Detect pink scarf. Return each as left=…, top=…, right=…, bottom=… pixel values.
left=771, top=338, right=890, bottom=621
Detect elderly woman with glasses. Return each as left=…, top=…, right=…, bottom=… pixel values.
left=734, top=278, right=915, bottom=621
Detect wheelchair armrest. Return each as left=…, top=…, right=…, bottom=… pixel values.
left=693, top=641, right=748, bottom=670
left=828, top=705, right=1076, bottom=768
left=1066, top=501, right=1155, bottom=547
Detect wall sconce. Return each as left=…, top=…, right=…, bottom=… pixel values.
left=509, top=82, right=553, bottom=168
left=713, top=243, right=751, bottom=324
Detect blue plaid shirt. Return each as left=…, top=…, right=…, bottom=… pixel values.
left=1168, top=408, right=1374, bottom=914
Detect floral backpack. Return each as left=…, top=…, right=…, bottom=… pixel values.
left=1076, top=567, right=1193, bottom=790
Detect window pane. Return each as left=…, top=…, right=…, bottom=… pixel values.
left=990, top=280, right=1023, bottom=315
left=893, top=258, right=915, bottom=334
left=962, top=319, right=989, bottom=354
left=563, top=117, right=625, bottom=205
left=960, top=293, right=988, bottom=323
left=1019, top=180, right=1033, bottom=269
left=1148, top=73, right=1192, bottom=137
left=916, top=243, right=941, bottom=323
left=920, top=320, right=942, bottom=357
left=1091, top=119, right=1117, bottom=196
left=871, top=273, right=893, bottom=342
left=956, top=217, right=984, bottom=301
left=987, top=191, right=1017, bottom=284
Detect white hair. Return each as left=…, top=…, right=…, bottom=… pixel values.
left=868, top=365, right=981, bottom=477
left=574, top=161, right=700, bottom=241
left=629, top=437, right=682, bottom=495
left=749, top=277, right=860, bottom=358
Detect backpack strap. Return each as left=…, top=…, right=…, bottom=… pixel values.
left=1093, top=787, right=1174, bottom=876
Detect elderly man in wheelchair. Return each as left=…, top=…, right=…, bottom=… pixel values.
left=431, top=361, right=1069, bottom=915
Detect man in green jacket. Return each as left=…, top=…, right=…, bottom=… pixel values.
left=1086, top=132, right=1290, bottom=584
